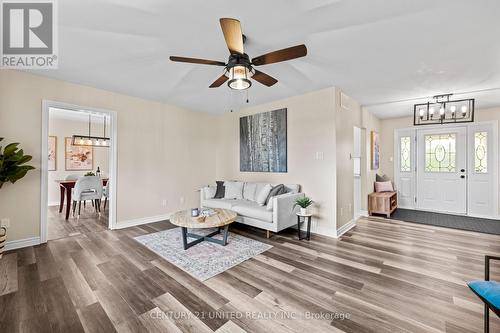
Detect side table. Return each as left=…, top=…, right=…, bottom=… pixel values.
left=296, top=213, right=312, bottom=240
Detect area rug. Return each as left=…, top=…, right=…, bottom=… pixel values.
left=134, top=227, right=272, bottom=281
left=391, top=209, right=500, bottom=235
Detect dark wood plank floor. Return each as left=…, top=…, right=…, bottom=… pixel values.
left=47, top=204, right=108, bottom=241
left=1, top=216, right=499, bottom=332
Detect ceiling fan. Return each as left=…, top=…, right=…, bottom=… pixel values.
left=169, top=18, right=307, bottom=90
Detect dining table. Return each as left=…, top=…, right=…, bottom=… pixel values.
left=55, top=178, right=108, bottom=220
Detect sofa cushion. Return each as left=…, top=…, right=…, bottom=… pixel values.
left=284, top=184, right=300, bottom=194
left=224, top=181, right=244, bottom=199
left=243, top=182, right=257, bottom=201
left=203, top=186, right=216, bottom=199
left=232, top=201, right=273, bottom=222
left=256, top=184, right=272, bottom=206
left=202, top=199, right=235, bottom=210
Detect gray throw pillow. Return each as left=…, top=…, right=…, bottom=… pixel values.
left=376, top=174, right=390, bottom=182
left=214, top=181, right=225, bottom=199
left=265, top=184, right=286, bottom=205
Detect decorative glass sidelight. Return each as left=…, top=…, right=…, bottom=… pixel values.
left=424, top=134, right=456, bottom=172
left=400, top=136, right=411, bottom=172
left=474, top=132, right=487, bottom=173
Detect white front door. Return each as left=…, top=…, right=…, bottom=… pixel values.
left=417, top=127, right=467, bottom=214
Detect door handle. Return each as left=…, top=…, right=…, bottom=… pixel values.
left=460, top=175, right=465, bottom=179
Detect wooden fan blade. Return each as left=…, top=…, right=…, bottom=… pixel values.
left=252, top=44, right=307, bottom=66
left=219, top=18, right=244, bottom=54
left=209, top=74, right=229, bottom=88
left=252, top=70, right=278, bottom=87
left=170, top=56, right=226, bottom=66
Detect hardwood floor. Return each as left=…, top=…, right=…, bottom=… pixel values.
left=1, top=216, right=499, bottom=332
left=47, top=204, right=108, bottom=241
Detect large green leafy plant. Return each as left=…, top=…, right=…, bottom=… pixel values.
left=0, top=138, right=35, bottom=189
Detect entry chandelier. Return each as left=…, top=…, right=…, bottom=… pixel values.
left=72, top=114, right=110, bottom=147
left=414, top=93, right=474, bottom=126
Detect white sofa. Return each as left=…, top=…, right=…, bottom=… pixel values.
left=200, top=182, right=304, bottom=236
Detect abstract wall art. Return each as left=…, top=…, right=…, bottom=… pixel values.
left=240, top=108, right=287, bottom=173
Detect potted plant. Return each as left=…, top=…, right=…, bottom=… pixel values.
left=0, top=138, right=35, bottom=258
left=293, top=196, right=313, bottom=215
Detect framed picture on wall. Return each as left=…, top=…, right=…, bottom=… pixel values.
left=371, top=130, right=380, bottom=170
left=65, top=137, right=93, bottom=171
left=48, top=136, right=57, bottom=171
left=240, top=108, right=287, bottom=172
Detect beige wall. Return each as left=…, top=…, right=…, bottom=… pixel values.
left=335, top=90, right=361, bottom=228
left=379, top=107, right=500, bottom=214
left=361, top=107, right=381, bottom=210
left=0, top=70, right=217, bottom=242
left=214, top=88, right=338, bottom=236
left=48, top=113, right=110, bottom=205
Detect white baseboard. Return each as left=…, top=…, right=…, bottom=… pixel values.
left=4, top=236, right=41, bottom=251
left=48, top=201, right=60, bottom=207
left=114, top=213, right=172, bottom=230
left=359, top=210, right=369, bottom=217
left=336, top=219, right=357, bottom=238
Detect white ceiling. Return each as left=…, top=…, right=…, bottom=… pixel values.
left=31, top=0, right=500, bottom=118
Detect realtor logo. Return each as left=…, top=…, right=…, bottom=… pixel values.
left=1, top=0, right=58, bottom=68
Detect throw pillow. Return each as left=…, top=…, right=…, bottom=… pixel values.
left=214, top=181, right=225, bottom=199
left=255, top=184, right=272, bottom=206
left=224, top=181, right=244, bottom=199
left=376, top=174, right=390, bottom=182
left=203, top=186, right=216, bottom=199
left=243, top=182, right=257, bottom=201
left=375, top=181, right=394, bottom=192
left=265, top=184, right=285, bottom=205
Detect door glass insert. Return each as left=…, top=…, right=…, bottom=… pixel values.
left=474, top=131, right=487, bottom=173
left=400, top=136, right=411, bottom=172
left=424, top=133, right=456, bottom=172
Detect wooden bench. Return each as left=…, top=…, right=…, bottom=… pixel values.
left=368, top=191, right=397, bottom=218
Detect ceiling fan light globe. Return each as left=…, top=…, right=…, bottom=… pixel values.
left=228, top=78, right=251, bottom=90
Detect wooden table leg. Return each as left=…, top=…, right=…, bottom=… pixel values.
left=65, top=186, right=72, bottom=220
left=59, top=185, right=65, bottom=213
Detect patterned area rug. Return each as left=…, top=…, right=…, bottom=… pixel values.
left=134, top=227, right=272, bottom=281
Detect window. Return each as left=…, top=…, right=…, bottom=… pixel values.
left=400, top=136, right=411, bottom=172
left=424, top=134, right=456, bottom=172
left=474, top=131, right=487, bottom=173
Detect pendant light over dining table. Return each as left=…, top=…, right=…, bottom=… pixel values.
left=72, top=113, right=110, bottom=147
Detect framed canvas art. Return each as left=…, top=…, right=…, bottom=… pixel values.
left=65, top=137, right=93, bottom=171
left=371, top=130, right=380, bottom=170
left=48, top=136, right=57, bottom=171
left=240, top=108, right=287, bottom=173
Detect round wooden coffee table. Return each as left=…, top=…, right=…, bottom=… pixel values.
left=170, top=208, right=237, bottom=250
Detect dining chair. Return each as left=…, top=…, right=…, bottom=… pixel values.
left=103, top=180, right=110, bottom=211
left=72, top=176, right=103, bottom=217
left=65, top=174, right=81, bottom=181
left=468, top=255, right=500, bottom=333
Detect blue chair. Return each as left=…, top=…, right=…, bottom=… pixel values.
left=468, top=255, right=500, bottom=333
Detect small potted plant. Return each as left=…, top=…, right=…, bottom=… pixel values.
left=293, top=196, right=313, bottom=215
left=0, top=138, right=35, bottom=258
left=84, top=171, right=96, bottom=176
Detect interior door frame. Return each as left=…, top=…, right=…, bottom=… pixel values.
left=40, top=100, right=118, bottom=243
left=394, top=120, right=498, bottom=219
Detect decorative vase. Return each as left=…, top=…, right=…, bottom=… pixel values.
left=0, top=227, right=6, bottom=259
left=300, top=208, right=307, bottom=215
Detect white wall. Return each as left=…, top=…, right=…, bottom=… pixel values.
left=0, top=70, right=217, bottom=242
left=48, top=110, right=110, bottom=205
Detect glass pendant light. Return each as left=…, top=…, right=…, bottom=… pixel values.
left=227, top=65, right=252, bottom=90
